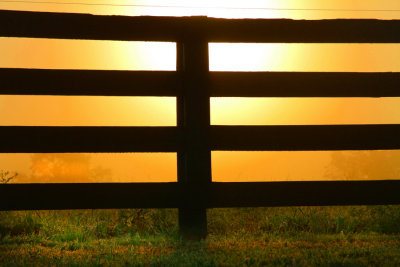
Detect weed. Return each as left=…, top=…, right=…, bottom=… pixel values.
left=0, top=170, right=17, bottom=184
left=1, top=206, right=400, bottom=266
left=0, top=212, right=42, bottom=238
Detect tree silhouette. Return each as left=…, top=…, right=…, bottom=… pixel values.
left=29, top=154, right=111, bottom=183
left=326, top=150, right=400, bottom=180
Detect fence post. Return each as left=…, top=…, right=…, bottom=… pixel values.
left=177, top=35, right=211, bottom=240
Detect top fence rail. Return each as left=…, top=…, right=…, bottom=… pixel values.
left=1, top=9, right=400, bottom=43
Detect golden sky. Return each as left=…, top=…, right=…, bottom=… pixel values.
left=1, top=0, right=400, bottom=183
left=1, top=0, right=400, bottom=19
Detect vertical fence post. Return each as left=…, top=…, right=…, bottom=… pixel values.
left=177, top=34, right=211, bottom=240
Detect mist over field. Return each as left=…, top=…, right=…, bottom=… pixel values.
left=2, top=150, right=400, bottom=183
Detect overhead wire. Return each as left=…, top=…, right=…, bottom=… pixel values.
left=1, top=0, right=400, bottom=12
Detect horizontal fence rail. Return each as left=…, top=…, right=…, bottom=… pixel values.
left=1, top=9, right=400, bottom=238
left=3, top=125, right=400, bottom=153
left=2, top=69, right=400, bottom=98
left=211, top=125, right=400, bottom=151
left=0, top=126, right=179, bottom=153
left=0, top=183, right=181, bottom=210
left=1, top=10, right=400, bottom=42
left=0, top=68, right=179, bottom=96
left=210, top=72, right=400, bottom=98
left=1, top=181, right=400, bottom=211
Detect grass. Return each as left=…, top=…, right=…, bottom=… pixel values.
left=1, top=206, right=400, bottom=266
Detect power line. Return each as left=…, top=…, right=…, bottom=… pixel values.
left=1, top=0, right=400, bottom=12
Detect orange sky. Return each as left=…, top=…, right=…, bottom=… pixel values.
left=1, top=0, right=400, bottom=19
left=1, top=1, right=400, bottom=183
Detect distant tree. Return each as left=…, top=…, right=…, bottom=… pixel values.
left=30, top=154, right=112, bottom=183
left=326, top=150, right=400, bottom=180
left=90, top=165, right=112, bottom=183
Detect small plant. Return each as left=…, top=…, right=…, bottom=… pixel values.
left=0, top=170, right=18, bottom=184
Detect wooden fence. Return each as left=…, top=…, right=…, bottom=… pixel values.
left=1, top=9, right=400, bottom=239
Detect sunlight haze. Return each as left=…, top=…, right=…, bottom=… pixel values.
left=1, top=0, right=400, bottom=183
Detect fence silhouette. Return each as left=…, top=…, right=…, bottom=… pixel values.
left=1, top=9, right=400, bottom=239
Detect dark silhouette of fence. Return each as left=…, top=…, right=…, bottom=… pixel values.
left=1, top=9, right=400, bottom=239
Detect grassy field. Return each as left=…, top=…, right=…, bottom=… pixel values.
left=1, top=206, right=400, bottom=266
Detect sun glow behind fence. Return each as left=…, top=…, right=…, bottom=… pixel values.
left=1, top=7, right=400, bottom=183
left=1, top=0, right=400, bottom=20
left=0, top=95, right=176, bottom=126
left=0, top=153, right=177, bottom=183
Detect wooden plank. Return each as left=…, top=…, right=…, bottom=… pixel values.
left=210, top=72, right=400, bottom=97
left=211, top=125, right=400, bottom=151
left=0, top=183, right=181, bottom=210
left=0, top=9, right=185, bottom=41
left=0, top=126, right=180, bottom=153
left=3, top=123, right=398, bottom=153
left=2, top=180, right=399, bottom=211
left=3, top=69, right=399, bottom=98
left=0, top=69, right=179, bottom=96
left=177, top=41, right=211, bottom=184
left=209, top=181, right=400, bottom=207
left=176, top=38, right=211, bottom=239
left=206, top=18, right=400, bottom=43
left=1, top=10, right=399, bottom=43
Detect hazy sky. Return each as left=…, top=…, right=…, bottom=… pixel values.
left=1, top=0, right=400, bottom=19
left=1, top=1, right=399, bottom=183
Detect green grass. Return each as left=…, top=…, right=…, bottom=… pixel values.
left=1, top=206, right=400, bottom=266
